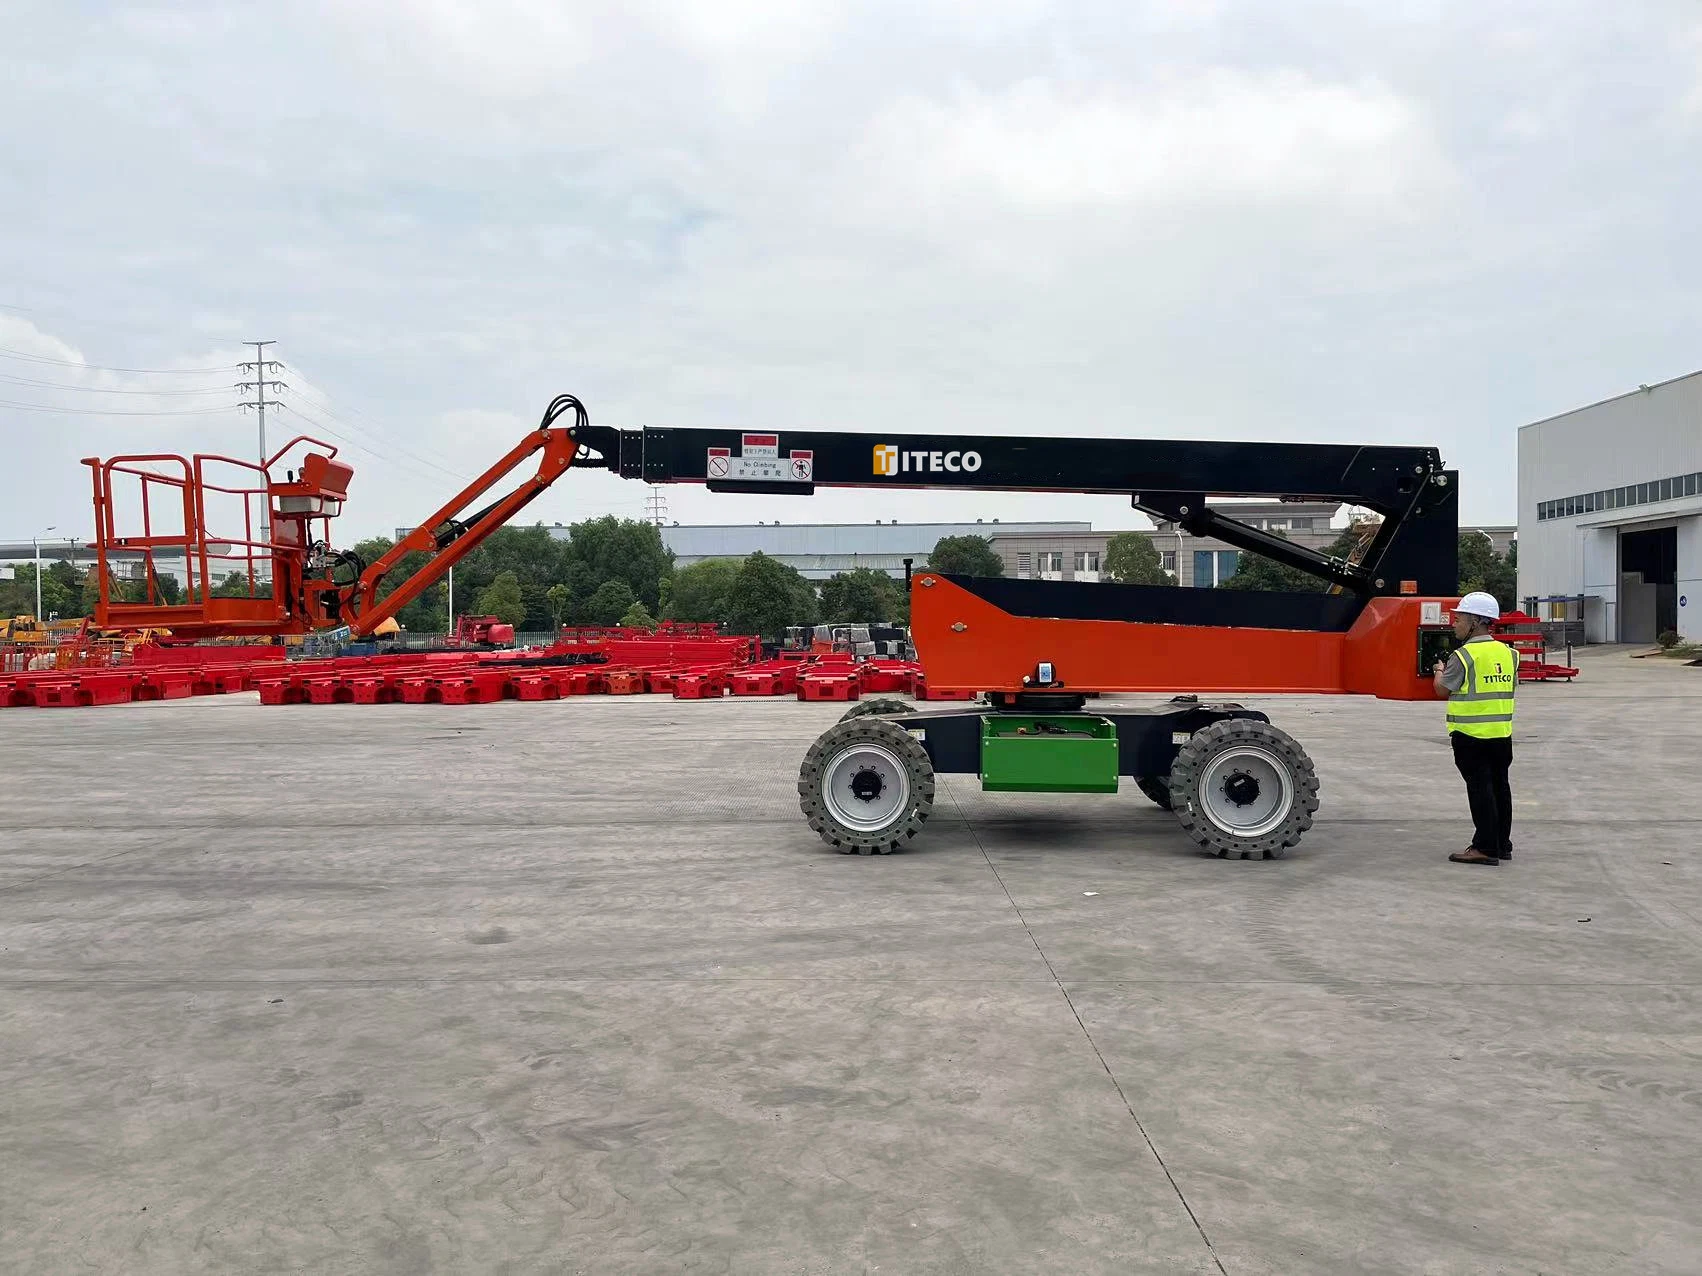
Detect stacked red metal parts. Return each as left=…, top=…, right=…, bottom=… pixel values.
left=1, top=629, right=948, bottom=710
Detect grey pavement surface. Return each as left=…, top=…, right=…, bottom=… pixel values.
left=3, top=648, right=1701, bottom=1273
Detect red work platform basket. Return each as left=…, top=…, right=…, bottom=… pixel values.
left=83, top=440, right=352, bottom=640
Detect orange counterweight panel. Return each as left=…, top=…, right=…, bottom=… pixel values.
left=910, top=574, right=1455, bottom=703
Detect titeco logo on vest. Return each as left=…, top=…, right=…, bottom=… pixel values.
left=873, top=444, right=982, bottom=476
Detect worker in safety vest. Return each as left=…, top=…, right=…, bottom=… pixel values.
left=1431, top=591, right=1517, bottom=866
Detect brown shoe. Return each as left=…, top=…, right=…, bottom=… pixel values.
left=1448, top=849, right=1501, bottom=866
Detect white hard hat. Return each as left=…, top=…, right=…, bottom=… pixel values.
left=1453, top=591, right=1501, bottom=620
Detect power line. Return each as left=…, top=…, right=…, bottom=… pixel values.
left=0, top=398, right=235, bottom=416
left=0, top=372, right=235, bottom=396
left=0, top=346, right=242, bottom=374
left=274, top=399, right=472, bottom=490
left=279, top=359, right=469, bottom=481
left=288, top=391, right=467, bottom=483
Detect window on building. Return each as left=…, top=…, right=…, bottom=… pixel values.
left=1160, top=550, right=1177, bottom=573
left=1040, top=551, right=1063, bottom=573
left=1637, top=483, right=1649, bottom=503
left=1073, top=550, right=1100, bottom=573
left=1687, top=473, right=1699, bottom=497
left=1193, top=549, right=1242, bottom=586
left=1017, top=552, right=1032, bottom=577
left=1289, top=517, right=1313, bottom=531
left=1660, top=477, right=1674, bottom=500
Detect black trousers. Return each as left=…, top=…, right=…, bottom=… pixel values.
left=1451, top=732, right=1513, bottom=856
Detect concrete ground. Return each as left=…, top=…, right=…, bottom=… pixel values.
left=3, top=649, right=1701, bottom=1274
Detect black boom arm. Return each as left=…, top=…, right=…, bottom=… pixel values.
left=572, top=425, right=1457, bottom=597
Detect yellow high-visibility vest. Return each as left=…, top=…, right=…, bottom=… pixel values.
left=1448, top=639, right=1517, bottom=739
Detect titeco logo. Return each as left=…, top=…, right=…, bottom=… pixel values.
left=873, top=444, right=982, bottom=476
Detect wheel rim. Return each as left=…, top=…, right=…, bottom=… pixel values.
left=822, top=742, right=911, bottom=833
left=1198, top=744, right=1294, bottom=838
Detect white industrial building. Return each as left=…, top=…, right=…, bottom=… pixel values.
left=1518, top=370, right=1702, bottom=643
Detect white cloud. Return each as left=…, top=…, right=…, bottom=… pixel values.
left=2, top=1, right=1700, bottom=537
left=1685, top=24, right=1702, bottom=119
left=851, top=72, right=1453, bottom=218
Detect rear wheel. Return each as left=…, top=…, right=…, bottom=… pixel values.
left=840, top=698, right=913, bottom=722
left=798, top=718, right=935, bottom=854
left=1168, top=719, right=1318, bottom=859
left=1134, top=775, right=1173, bottom=810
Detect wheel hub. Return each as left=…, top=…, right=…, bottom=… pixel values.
left=822, top=742, right=911, bottom=833
left=1222, top=771, right=1260, bottom=807
left=849, top=768, right=886, bottom=803
left=1198, top=745, right=1294, bottom=838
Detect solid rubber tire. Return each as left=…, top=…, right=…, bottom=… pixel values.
left=1168, top=719, right=1319, bottom=859
left=840, top=698, right=914, bottom=722
left=798, top=718, right=935, bottom=855
left=1134, top=775, right=1174, bottom=811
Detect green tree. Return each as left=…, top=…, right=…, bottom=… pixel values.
left=1218, top=552, right=1314, bottom=592
left=474, top=570, right=527, bottom=627
left=3, top=563, right=80, bottom=618
left=927, top=535, right=1004, bottom=577
left=563, top=516, right=673, bottom=610
left=545, top=583, right=572, bottom=630
left=1104, top=532, right=1173, bottom=585
left=586, top=578, right=637, bottom=626
left=518, top=581, right=552, bottom=633
left=142, top=568, right=182, bottom=608
left=1219, top=526, right=1371, bottom=593
left=667, top=558, right=741, bottom=624
left=211, top=570, right=256, bottom=599
left=727, top=552, right=815, bottom=638
left=1459, top=534, right=1517, bottom=611
left=618, top=601, right=657, bottom=629
left=820, top=568, right=906, bottom=622
left=480, top=523, right=571, bottom=589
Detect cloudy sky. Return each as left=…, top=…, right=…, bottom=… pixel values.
left=2, top=0, right=1698, bottom=545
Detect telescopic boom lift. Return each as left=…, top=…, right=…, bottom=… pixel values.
left=84, top=393, right=1461, bottom=859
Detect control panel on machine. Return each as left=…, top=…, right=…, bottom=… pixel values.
left=1415, top=600, right=1455, bottom=676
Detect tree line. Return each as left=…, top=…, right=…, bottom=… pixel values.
left=3, top=520, right=1519, bottom=635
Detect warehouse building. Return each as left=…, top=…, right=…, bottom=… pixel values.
left=1518, top=370, right=1702, bottom=643
left=988, top=501, right=1346, bottom=586
left=653, top=520, right=1085, bottom=581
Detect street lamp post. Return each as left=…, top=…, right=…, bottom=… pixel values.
left=33, top=526, right=56, bottom=620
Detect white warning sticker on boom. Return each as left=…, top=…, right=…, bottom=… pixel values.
left=706, top=436, right=813, bottom=483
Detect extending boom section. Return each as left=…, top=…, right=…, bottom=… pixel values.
left=573, top=423, right=1458, bottom=598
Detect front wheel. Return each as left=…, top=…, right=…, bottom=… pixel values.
left=798, top=718, right=935, bottom=855
left=1168, top=719, right=1319, bottom=859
